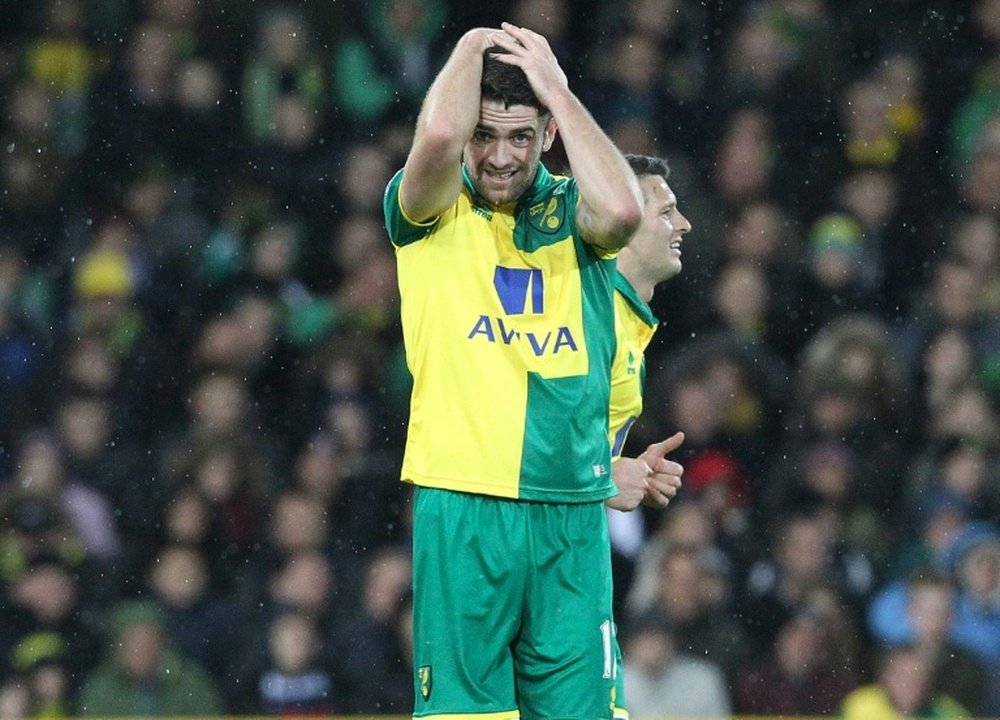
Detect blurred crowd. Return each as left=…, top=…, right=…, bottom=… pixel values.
left=0, top=0, right=998, bottom=717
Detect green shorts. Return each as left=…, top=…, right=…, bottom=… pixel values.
left=411, top=487, right=616, bottom=720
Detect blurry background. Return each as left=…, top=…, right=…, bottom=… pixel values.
left=0, top=0, right=998, bottom=717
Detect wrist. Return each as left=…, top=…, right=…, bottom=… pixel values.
left=460, top=28, right=496, bottom=56
left=539, top=85, right=577, bottom=118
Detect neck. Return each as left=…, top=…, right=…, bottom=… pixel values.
left=628, top=275, right=656, bottom=303
left=617, top=257, right=656, bottom=303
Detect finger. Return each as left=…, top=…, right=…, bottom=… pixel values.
left=483, top=29, right=508, bottom=46
left=489, top=33, right=528, bottom=55
left=501, top=22, right=540, bottom=44
left=649, top=476, right=680, bottom=497
left=651, top=459, right=683, bottom=476
left=644, top=431, right=685, bottom=460
left=503, top=22, right=554, bottom=55
left=642, top=489, right=670, bottom=509
left=488, top=52, right=526, bottom=68
left=498, top=23, right=532, bottom=51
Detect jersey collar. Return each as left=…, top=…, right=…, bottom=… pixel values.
left=614, top=272, right=659, bottom=328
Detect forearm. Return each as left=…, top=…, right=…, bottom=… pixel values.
left=415, top=31, right=489, bottom=155
left=401, top=30, right=492, bottom=221
left=549, top=90, right=641, bottom=249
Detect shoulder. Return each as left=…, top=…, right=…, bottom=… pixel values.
left=384, top=168, right=451, bottom=247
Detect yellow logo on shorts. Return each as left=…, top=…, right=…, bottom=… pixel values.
left=418, top=665, right=432, bottom=700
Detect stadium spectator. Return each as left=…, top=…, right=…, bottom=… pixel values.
left=639, top=544, right=751, bottom=681
left=866, top=569, right=989, bottom=715
left=335, top=546, right=414, bottom=714
left=256, top=609, right=338, bottom=715
left=621, top=609, right=731, bottom=719
left=75, top=599, right=224, bottom=717
left=733, top=604, right=861, bottom=716
left=840, top=644, right=970, bottom=720
left=146, top=543, right=247, bottom=704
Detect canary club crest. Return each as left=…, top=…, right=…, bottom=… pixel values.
left=528, top=196, right=563, bottom=234
left=418, top=665, right=432, bottom=700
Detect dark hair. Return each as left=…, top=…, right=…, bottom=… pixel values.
left=625, top=153, right=671, bottom=180
left=481, top=48, right=548, bottom=116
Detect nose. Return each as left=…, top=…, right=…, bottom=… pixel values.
left=676, top=211, right=692, bottom=234
left=489, top=140, right=514, bottom=167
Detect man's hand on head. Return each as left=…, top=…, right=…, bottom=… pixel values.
left=487, top=22, right=569, bottom=108
left=462, top=27, right=506, bottom=54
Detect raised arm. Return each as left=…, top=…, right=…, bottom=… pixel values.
left=491, top=23, right=642, bottom=251
left=400, top=28, right=500, bottom=223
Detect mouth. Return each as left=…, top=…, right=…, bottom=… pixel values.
left=669, top=239, right=683, bottom=252
left=485, top=169, right=517, bottom=183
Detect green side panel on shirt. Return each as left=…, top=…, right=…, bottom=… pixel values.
left=519, top=233, right=618, bottom=502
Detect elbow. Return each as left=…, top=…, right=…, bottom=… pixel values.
left=604, top=199, right=643, bottom=250
left=577, top=185, right=643, bottom=251
left=616, top=197, right=644, bottom=235
left=622, top=182, right=644, bottom=226
left=416, top=106, right=471, bottom=157
left=418, top=123, right=463, bottom=158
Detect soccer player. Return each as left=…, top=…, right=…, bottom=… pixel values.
left=383, top=22, right=643, bottom=720
left=604, top=154, right=693, bottom=719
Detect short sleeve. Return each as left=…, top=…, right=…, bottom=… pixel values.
left=383, top=168, right=438, bottom=247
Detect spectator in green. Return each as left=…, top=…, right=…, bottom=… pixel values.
left=242, top=5, right=326, bottom=144
left=331, top=0, right=446, bottom=129
left=76, top=599, right=224, bottom=717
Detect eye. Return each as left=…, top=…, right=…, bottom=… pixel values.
left=473, top=130, right=492, bottom=143
left=512, top=133, right=532, bottom=146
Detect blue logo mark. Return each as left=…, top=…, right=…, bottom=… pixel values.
left=493, top=267, right=544, bottom=315
left=469, top=265, right=577, bottom=356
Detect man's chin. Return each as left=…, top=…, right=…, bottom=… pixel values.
left=480, top=188, right=516, bottom=206
left=476, top=177, right=527, bottom=206
left=663, top=261, right=683, bottom=281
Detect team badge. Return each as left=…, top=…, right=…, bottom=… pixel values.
left=528, top=196, right=564, bottom=234
left=418, top=665, right=432, bottom=700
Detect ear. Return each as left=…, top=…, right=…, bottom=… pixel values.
left=542, top=117, right=558, bottom=152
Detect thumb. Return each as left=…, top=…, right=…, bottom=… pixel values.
left=642, top=431, right=685, bottom=461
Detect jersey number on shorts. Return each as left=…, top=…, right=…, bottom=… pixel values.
left=600, top=620, right=617, bottom=680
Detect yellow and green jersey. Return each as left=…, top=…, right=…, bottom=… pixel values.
left=608, top=274, right=658, bottom=460
left=384, top=164, right=618, bottom=502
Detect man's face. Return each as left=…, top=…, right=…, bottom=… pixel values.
left=629, top=173, right=691, bottom=281
left=463, top=99, right=556, bottom=206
